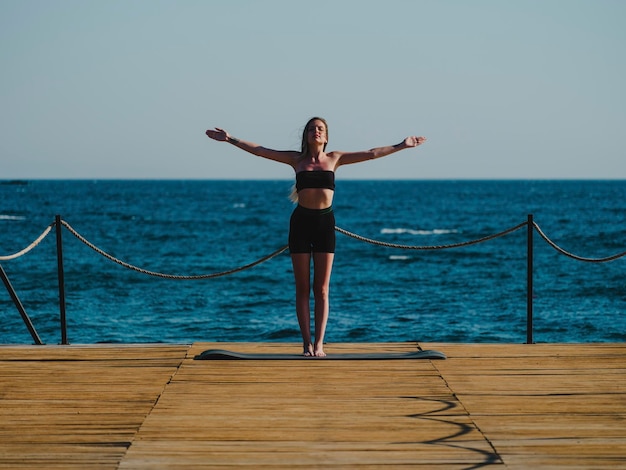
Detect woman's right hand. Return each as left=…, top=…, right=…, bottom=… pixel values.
left=205, top=127, right=229, bottom=142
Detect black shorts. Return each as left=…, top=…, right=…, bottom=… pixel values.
left=289, top=205, right=336, bottom=254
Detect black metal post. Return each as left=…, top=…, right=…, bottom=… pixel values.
left=526, top=214, right=534, bottom=344
left=55, top=215, right=68, bottom=344
left=0, top=263, right=43, bottom=345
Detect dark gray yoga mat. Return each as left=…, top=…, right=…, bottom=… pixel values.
left=194, top=349, right=446, bottom=360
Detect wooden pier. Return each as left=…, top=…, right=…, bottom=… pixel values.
left=0, top=342, right=624, bottom=469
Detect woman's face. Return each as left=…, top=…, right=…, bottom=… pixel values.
left=307, top=119, right=327, bottom=145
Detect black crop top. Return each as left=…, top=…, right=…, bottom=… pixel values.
left=295, top=170, right=335, bottom=192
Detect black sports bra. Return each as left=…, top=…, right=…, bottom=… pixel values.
left=295, top=170, right=335, bottom=192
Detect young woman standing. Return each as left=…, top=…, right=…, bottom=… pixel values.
left=206, top=117, right=426, bottom=356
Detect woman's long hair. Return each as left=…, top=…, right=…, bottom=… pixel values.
left=289, top=117, right=329, bottom=203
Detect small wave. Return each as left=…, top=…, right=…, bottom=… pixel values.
left=381, top=228, right=459, bottom=236
left=263, top=327, right=299, bottom=340
left=0, top=215, right=25, bottom=221
left=389, top=255, right=411, bottom=261
left=346, top=327, right=371, bottom=341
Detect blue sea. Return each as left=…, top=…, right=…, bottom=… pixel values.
left=1, top=180, right=624, bottom=345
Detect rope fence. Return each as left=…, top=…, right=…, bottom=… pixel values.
left=3, top=219, right=624, bottom=271
left=335, top=222, right=528, bottom=251
left=2, top=215, right=625, bottom=345
left=60, top=220, right=289, bottom=280
left=532, top=222, right=626, bottom=263
left=0, top=223, right=55, bottom=261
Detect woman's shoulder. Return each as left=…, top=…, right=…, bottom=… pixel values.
left=325, top=150, right=348, bottom=169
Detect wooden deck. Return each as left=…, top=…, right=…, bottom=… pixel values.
left=0, top=342, right=624, bottom=469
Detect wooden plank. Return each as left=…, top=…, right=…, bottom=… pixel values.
left=424, top=342, right=626, bottom=469
left=0, top=344, right=189, bottom=470
left=1, top=342, right=625, bottom=468
left=119, top=342, right=500, bottom=468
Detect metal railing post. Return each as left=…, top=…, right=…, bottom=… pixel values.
left=526, top=214, right=534, bottom=344
left=55, top=215, right=68, bottom=344
left=0, top=263, right=43, bottom=345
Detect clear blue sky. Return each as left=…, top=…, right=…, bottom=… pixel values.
left=2, top=0, right=625, bottom=180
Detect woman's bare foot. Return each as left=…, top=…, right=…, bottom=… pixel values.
left=303, top=343, right=314, bottom=357
left=314, top=343, right=326, bottom=357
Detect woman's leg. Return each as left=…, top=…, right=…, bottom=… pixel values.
left=312, top=252, right=334, bottom=357
left=291, top=253, right=313, bottom=356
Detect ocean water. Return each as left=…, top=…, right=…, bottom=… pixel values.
left=1, top=179, right=625, bottom=345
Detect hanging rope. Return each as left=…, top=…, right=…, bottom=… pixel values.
left=533, top=221, right=626, bottom=263
left=334, top=222, right=528, bottom=250
left=2, top=218, right=623, bottom=278
left=0, top=223, right=55, bottom=261
left=61, top=220, right=288, bottom=280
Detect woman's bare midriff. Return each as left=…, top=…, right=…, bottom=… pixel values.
left=296, top=188, right=334, bottom=210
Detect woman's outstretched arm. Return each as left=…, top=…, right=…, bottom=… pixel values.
left=334, top=136, right=426, bottom=167
left=206, top=127, right=299, bottom=167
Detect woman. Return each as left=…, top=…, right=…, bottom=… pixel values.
left=206, top=117, right=426, bottom=356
